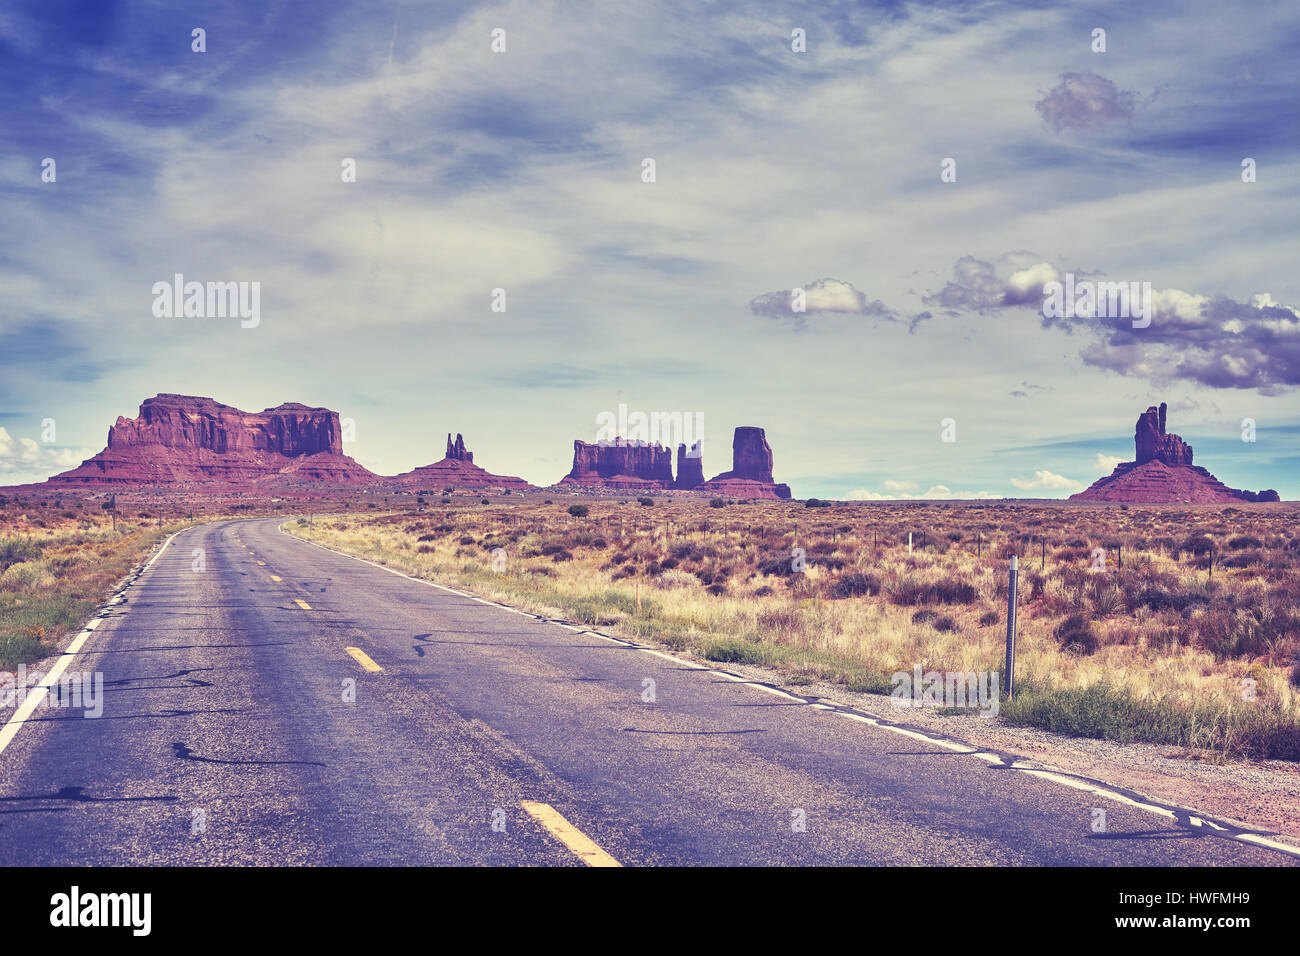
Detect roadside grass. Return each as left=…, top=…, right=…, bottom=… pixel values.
left=288, top=499, right=1300, bottom=761
left=0, top=522, right=180, bottom=670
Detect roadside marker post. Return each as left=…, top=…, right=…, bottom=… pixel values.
left=1003, top=555, right=1018, bottom=699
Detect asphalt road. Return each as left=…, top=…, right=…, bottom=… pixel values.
left=0, top=517, right=1293, bottom=866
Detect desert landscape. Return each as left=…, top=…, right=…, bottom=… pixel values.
left=3, top=392, right=1296, bottom=761
left=6, top=0, right=1299, bottom=891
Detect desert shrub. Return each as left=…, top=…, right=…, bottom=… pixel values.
left=911, top=609, right=938, bottom=625
left=1054, top=614, right=1097, bottom=654
left=1178, top=534, right=1214, bottom=556
left=638, top=497, right=654, bottom=507
left=934, top=615, right=959, bottom=633
left=417, top=545, right=435, bottom=554
left=567, top=504, right=589, bottom=517
left=978, top=610, right=1000, bottom=627
left=1228, top=535, right=1263, bottom=550
left=1, top=561, right=51, bottom=593
left=1222, top=552, right=1262, bottom=568
left=0, top=538, right=43, bottom=572
left=757, top=554, right=798, bottom=577
left=671, top=543, right=704, bottom=561
left=804, top=498, right=831, bottom=508
left=829, top=572, right=880, bottom=599
left=550, top=549, right=573, bottom=562
left=892, top=577, right=978, bottom=606
left=710, top=498, right=725, bottom=508
left=753, top=586, right=774, bottom=597
left=653, top=569, right=698, bottom=589
left=705, top=584, right=727, bottom=596
left=1129, top=586, right=1208, bottom=614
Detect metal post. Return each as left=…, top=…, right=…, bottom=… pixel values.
left=1003, top=555, right=1018, bottom=699
left=908, top=532, right=912, bottom=554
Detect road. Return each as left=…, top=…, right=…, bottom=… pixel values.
left=0, top=517, right=1293, bottom=866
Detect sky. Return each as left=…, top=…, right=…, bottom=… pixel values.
left=1, top=0, right=1298, bottom=498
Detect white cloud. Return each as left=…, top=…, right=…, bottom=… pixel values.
left=1092, top=453, right=1123, bottom=473
left=1010, top=470, right=1083, bottom=491
left=0, top=427, right=90, bottom=478
left=847, top=484, right=998, bottom=500
left=883, top=479, right=919, bottom=493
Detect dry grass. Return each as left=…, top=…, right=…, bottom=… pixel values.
left=0, top=496, right=184, bottom=669
left=289, top=495, right=1300, bottom=760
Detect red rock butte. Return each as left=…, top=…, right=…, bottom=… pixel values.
left=1071, top=403, right=1280, bottom=504
left=46, top=394, right=376, bottom=488
left=388, top=433, right=534, bottom=491
left=558, top=427, right=791, bottom=499
left=699, top=426, right=791, bottom=500
left=558, top=438, right=676, bottom=490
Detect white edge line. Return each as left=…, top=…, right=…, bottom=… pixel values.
left=277, top=518, right=1300, bottom=861
left=0, top=527, right=183, bottom=758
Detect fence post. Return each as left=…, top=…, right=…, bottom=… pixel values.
left=1003, top=555, right=1018, bottom=699
left=908, top=532, right=913, bottom=554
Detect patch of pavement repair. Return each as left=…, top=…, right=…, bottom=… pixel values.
left=284, top=520, right=1300, bottom=862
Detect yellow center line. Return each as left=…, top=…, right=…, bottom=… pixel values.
left=293, top=599, right=312, bottom=610
left=257, top=560, right=266, bottom=566
left=345, top=646, right=383, bottom=673
left=520, top=800, right=621, bottom=867
left=270, top=574, right=282, bottom=582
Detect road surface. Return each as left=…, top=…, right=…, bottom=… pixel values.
left=0, top=517, right=1293, bottom=865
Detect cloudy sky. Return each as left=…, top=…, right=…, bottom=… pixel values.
left=2, top=0, right=1298, bottom=498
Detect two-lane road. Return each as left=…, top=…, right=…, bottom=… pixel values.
left=0, top=518, right=1292, bottom=866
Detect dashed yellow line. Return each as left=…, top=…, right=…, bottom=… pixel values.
left=270, top=575, right=282, bottom=582
left=345, top=646, right=383, bottom=673
left=520, top=800, right=621, bottom=867
left=257, top=560, right=266, bottom=566
left=293, top=599, right=312, bottom=610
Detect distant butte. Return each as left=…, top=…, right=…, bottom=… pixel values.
left=44, top=393, right=375, bottom=488
left=558, top=438, right=675, bottom=490
left=1070, top=403, right=1280, bottom=504
left=389, top=433, right=533, bottom=491
left=699, top=426, right=792, bottom=500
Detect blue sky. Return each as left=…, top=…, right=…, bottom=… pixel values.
left=1, top=0, right=1298, bottom=498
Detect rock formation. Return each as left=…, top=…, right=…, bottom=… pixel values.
left=558, top=439, right=675, bottom=490
left=1071, top=403, right=1280, bottom=503
left=46, top=394, right=376, bottom=487
left=389, top=433, right=532, bottom=490
left=445, top=433, right=473, bottom=463
left=1135, top=403, right=1193, bottom=466
left=674, top=442, right=705, bottom=490
left=699, top=427, right=792, bottom=499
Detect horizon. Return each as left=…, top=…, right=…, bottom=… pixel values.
left=0, top=387, right=1290, bottom=500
